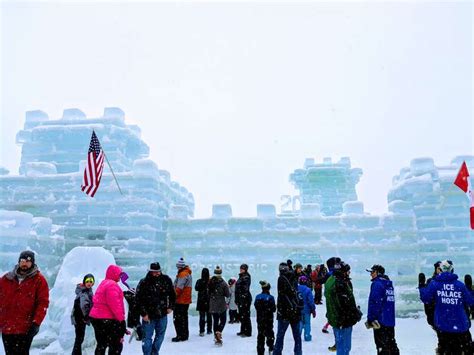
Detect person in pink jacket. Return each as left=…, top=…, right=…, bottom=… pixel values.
left=90, top=265, right=128, bottom=354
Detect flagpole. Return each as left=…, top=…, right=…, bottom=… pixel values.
left=103, top=153, right=123, bottom=195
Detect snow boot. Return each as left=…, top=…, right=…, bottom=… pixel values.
left=328, top=344, right=337, bottom=352
left=214, top=331, right=223, bottom=346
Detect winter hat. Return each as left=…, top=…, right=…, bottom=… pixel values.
left=228, top=277, right=237, bottom=285
left=279, top=262, right=290, bottom=272
left=120, top=272, right=131, bottom=290
left=240, top=263, right=248, bottom=272
left=294, top=263, right=303, bottom=270
left=366, top=264, right=385, bottom=275
left=214, top=266, right=223, bottom=276
left=176, top=257, right=186, bottom=269
left=439, top=260, right=454, bottom=273
left=298, top=275, right=308, bottom=284
left=18, top=250, right=35, bottom=264
left=259, top=280, right=270, bottom=290
left=433, top=261, right=442, bottom=269
left=326, top=257, right=342, bottom=271
left=149, top=262, right=161, bottom=272
left=286, top=259, right=293, bottom=268
left=83, top=273, right=95, bottom=285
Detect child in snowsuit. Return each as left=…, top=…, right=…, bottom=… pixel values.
left=228, top=277, right=239, bottom=323
left=254, top=280, right=276, bottom=355
left=71, top=273, right=95, bottom=355
left=298, top=275, right=316, bottom=342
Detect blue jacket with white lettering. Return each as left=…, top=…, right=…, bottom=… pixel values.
left=420, top=272, right=474, bottom=333
left=367, top=275, right=395, bottom=327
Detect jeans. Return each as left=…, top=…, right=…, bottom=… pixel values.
left=142, top=316, right=167, bottom=355
left=334, top=326, right=352, bottom=355
left=272, top=319, right=302, bottom=355
left=212, top=311, right=227, bottom=334
left=299, top=313, right=312, bottom=341
left=199, top=311, right=212, bottom=333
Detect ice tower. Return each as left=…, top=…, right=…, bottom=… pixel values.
left=290, top=157, right=363, bottom=215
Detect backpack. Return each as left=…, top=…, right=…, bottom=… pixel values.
left=283, top=276, right=304, bottom=314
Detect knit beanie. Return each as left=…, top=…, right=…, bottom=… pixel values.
left=259, top=280, right=270, bottom=290
left=19, top=250, right=35, bottom=264
left=176, top=257, right=186, bottom=269
left=298, top=275, right=308, bottom=284
left=439, top=260, right=454, bottom=273
left=214, top=265, right=223, bottom=276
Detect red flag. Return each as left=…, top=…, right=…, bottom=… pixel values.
left=454, top=161, right=469, bottom=192
left=454, top=161, right=473, bottom=230
left=81, top=131, right=105, bottom=197
left=470, top=189, right=474, bottom=230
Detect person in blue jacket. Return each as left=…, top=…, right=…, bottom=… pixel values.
left=420, top=260, right=474, bottom=354
left=298, top=275, right=316, bottom=342
left=365, top=264, right=400, bottom=354
left=254, top=280, right=276, bottom=355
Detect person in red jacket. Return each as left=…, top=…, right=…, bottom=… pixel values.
left=172, top=257, right=192, bottom=342
left=89, top=264, right=128, bottom=354
left=0, top=250, right=50, bottom=355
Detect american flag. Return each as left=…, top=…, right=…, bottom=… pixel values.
left=81, top=131, right=105, bottom=197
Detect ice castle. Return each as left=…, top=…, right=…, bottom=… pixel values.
left=0, top=108, right=472, bottom=317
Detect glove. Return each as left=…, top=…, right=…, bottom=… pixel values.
left=311, top=310, right=316, bottom=318
left=464, top=274, right=472, bottom=291
left=418, top=273, right=426, bottom=288
left=120, top=320, right=127, bottom=336
left=27, top=323, right=40, bottom=338
left=365, top=320, right=381, bottom=330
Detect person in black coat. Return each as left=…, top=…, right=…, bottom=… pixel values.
left=235, top=263, right=252, bottom=337
left=195, top=267, right=212, bottom=336
left=273, top=262, right=302, bottom=355
left=136, top=263, right=176, bottom=355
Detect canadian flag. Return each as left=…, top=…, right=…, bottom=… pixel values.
left=454, top=161, right=474, bottom=229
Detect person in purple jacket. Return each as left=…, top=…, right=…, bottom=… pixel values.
left=420, top=260, right=474, bottom=354
left=298, top=276, right=316, bottom=342
left=365, top=264, right=399, bottom=354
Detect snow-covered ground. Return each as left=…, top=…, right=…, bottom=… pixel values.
left=18, top=309, right=472, bottom=354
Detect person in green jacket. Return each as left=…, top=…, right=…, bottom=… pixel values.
left=324, top=262, right=362, bottom=355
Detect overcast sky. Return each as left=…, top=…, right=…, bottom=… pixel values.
left=1, top=1, right=472, bottom=218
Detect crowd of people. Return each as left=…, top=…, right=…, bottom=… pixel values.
left=0, top=250, right=473, bottom=355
